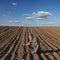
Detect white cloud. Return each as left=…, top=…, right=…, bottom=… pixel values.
left=25, top=16, right=34, bottom=20
left=9, top=20, right=13, bottom=23
left=1, top=14, right=14, bottom=18
left=12, top=2, right=17, bottom=6
left=8, top=20, right=19, bottom=23
left=40, top=22, right=54, bottom=25
left=36, top=11, right=52, bottom=17
left=25, top=11, right=52, bottom=20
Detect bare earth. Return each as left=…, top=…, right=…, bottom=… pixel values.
left=0, top=26, right=60, bottom=60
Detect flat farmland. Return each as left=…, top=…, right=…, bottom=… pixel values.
left=0, top=26, right=60, bottom=60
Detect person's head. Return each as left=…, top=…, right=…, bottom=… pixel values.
left=29, top=33, right=34, bottom=41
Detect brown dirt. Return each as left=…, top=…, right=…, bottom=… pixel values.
left=0, top=26, right=60, bottom=60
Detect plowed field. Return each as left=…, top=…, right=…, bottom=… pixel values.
left=0, top=26, right=60, bottom=60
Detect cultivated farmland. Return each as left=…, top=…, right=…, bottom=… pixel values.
left=0, top=26, right=60, bottom=60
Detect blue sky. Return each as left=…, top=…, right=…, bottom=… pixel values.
left=0, top=0, right=60, bottom=26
